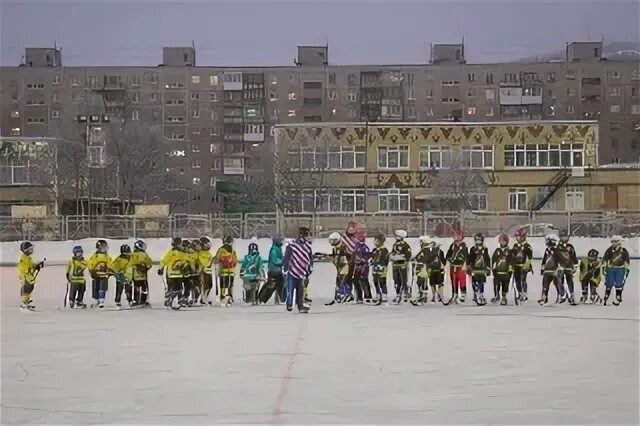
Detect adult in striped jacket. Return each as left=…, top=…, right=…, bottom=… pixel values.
left=283, top=227, right=313, bottom=313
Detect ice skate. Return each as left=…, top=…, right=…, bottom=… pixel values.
left=491, top=295, right=500, bottom=304
left=500, top=296, right=507, bottom=306
left=91, top=300, right=101, bottom=308
left=98, top=299, right=105, bottom=308
left=356, top=299, right=364, bottom=305
left=69, top=301, right=75, bottom=309
left=344, top=294, right=354, bottom=303
left=538, top=296, right=548, bottom=306
left=479, top=294, right=487, bottom=305
left=224, top=295, right=232, bottom=307
left=286, top=305, right=293, bottom=312
left=115, top=302, right=122, bottom=308
left=298, top=306, right=309, bottom=314
left=76, top=302, right=87, bottom=309
left=459, top=293, right=466, bottom=303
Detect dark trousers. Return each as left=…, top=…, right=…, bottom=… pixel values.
left=92, top=277, right=109, bottom=300
left=115, top=280, right=132, bottom=304
left=285, top=275, right=305, bottom=310
left=392, top=268, right=408, bottom=296
left=133, top=279, right=148, bottom=304
left=541, top=273, right=558, bottom=300
left=512, top=266, right=528, bottom=293
left=165, top=277, right=182, bottom=303
left=69, top=282, right=86, bottom=304
left=372, top=275, right=387, bottom=297
left=354, top=276, right=372, bottom=301
left=268, top=271, right=284, bottom=302
left=219, top=275, right=234, bottom=300
left=494, top=274, right=511, bottom=296
left=558, top=269, right=575, bottom=295
left=471, top=274, right=486, bottom=293
left=201, top=274, right=213, bottom=301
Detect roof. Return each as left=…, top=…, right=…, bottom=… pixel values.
left=273, top=120, right=599, bottom=129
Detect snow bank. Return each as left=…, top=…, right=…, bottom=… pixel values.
left=1, top=237, right=638, bottom=266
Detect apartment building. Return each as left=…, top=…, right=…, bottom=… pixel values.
left=1, top=42, right=638, bottom=213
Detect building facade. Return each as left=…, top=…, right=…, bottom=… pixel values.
left=274, top=121, right=640, bottom=214
left=1, top=43, right=639, bottom=213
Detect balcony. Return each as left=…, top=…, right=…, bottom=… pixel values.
left=223, top=72, right=243, bottom=91
left=223, top=158, right=244, bottom=175
left=499, top=87, right=542, bottom=105
left=582, top=77, right=601, bottom=85
left=582, top=95, right=602, bottom=102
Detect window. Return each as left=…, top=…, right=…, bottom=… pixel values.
left=419, top=146, right=451, bottom=169
left=327, top=146, right=366, bottom=170
left=210, top=143, right=220, bottom=153
left=565, top=71, right=576, bottom=80
left=192, top=177, right=201, bottom=185
left=546, top=72, right=556, bottom=82
left=191, top=75, right=200, bottom=84
left=210, top=127, right=219, bottom=136
left=288, top=110, right=296, bottom=117
left=504, top=143, right=583, bottom=168
left=407, top=105, right=416, bottom=118
left=425, top=71, right=433, bottom=81
left=208, top=92, right=218, bottom=102
left=328, top=90, right=338, bottom=100
left=288, top=92, right=296, bottom=100
left=486, top=73, right=494, bottom=85
left=52, top=74, right=60, bottom=85
left=608, top=87, right=621, bottom=97
left=191, top=109, right=200, bottom=118
left=442, top=80, right=460, bottom=86
left=462, top=145, right=493, bottom=168
left=150, top=93, right=158, bottom=102
left=466, top=106, right=476, bottom=116
left=51, top=110, right=59, bottom=119
left=378, top=146, right=409, bottom=169
left=485, top=89, right=495, bottom=101
left=131, top=75, right=141, bottom=86
left=132, top=110, right=139, bottom=121
left=348, top=74, right=357, bottom=86
left=211, top=158, right=222, bottom=170
left=298, top=189, right=365, bottom=213
left=566, top=105, right=575, bottom=114
left=565, top=186, right=584, bottom=211
left=378, top=189, right=410, bottom=212
left=10, top=127, right=21, bottom=135
left=426, top=89, right=433, bottom=99
left=631, top=104, right=640, bottom=115
left=210, top=110, right=217, bottom=121
left=244, top=124, right=264, bottom=134
left=224, top=72, right=242, bottom=83
left=289, top=73, right=297, bottom=83
left=192, top=128, right=201, bottom=135
left=131, top=92, right=140, bottom=103
left=610, top=104, right=621, bottom=113
left=408, top=89, right=416, bottom=100
left=467, top=73, right=475, bottom=82
left=405, top=72, right=414, bottom=86
left=328, top=73, right=336, bottom=85
left=171, top=133, right=185, bottom=140
left=467, top=193, right=488, bottom=211
left=566, top=88, right=577, bottom=96
left=467, top=88, right=476, bottom=98
left=210, top=176, right=218, bottom=186
left=606, top=71, right=621, bottom=80
left=632, top=87, right=639, bottom=98
left=632, top=69, right=640, bottom=80
left=442, top=97, right=460, bottom=104
left=192, top=160, right=201, bottom=169
left=269, top=91, right=278, bottom=101
left=508, top=188, right=528, bottom=211
left=209, top=75, right=219, bottom=86
left=191, top=143, right=200, bottom=153
left=190, top=92, right=199, bottom=101
left=610, top=121, right=622, bottom=131
left=71, top=75, right=79, bottom=87
left=426, top=107, right=434, bottom=117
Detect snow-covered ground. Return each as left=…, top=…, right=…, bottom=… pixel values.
left=1, top=258, right=638, bottom=424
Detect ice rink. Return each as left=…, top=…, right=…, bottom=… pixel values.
left=2, top=261, right=639, bottom=425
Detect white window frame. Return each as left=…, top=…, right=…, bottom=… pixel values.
left=288, top=149, right=319, bottom=171
left=419, top=145, right=451, bottom=169
left=326, top=146, right=366, bottom=170
left=288, top=110, right=296, bottom=117
left=378, top=189, right=410, bottom=213
left=192, top=160, right=201, bottom=169
left=467, top=192, right=488, bottom=211
left=211, top=158, right=222, bottom=170
left=504, top=143, right=584, bottom=169
left=192, top=177, right=201, bottom=185
left=508, top=188, right=528, bottom=211
left=51, top=110, right=59, bottom=119
left=466, top=106, right=476, bottom=116
left=209, top=75, right=219, bottom=86
left=191, top=75, right=200, bottom=84
left=462, top=145, right=494, bottom=169
left=377, top=145, right=409, bottom=169
left=299, top=189, right=366, bottom=213
left=132, top=110, right=139, bottom=121
left=347, top=89, right=357, bottom=102
left=608, top=87, right=621, bottom=97
left=631, top=104, right=640, bottom=115
left=328, top=90, right=338, bottom=100
left=192, top=109, right=200, bottom=118
left=610, top=104, right=621, bottom=113
left=288, top=92, right=296, bottom=101
left=565, top=186, right=584, bottom=211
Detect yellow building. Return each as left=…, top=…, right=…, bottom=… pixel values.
left=273, top=121, right=640, bottom=214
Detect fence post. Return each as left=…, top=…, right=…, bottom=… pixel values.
left=132, top=217, right=137, bottom=239
left=567, top=211, right=571, bottom=233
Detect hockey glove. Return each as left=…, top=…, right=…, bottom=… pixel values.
left=157, top=268, right=164, bottom=276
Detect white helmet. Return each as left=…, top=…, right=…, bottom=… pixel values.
left=546, top=233, right=559, bottom=243
left=419, top=235, right=431, bottom=246
left=611, top=235, right=623, bottom=245
left=328, top=232, right=341, bottom=246
left=394, top=229, right=407, bottom=240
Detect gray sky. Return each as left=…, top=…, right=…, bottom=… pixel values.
left=1, top=0, right=638, bottom=66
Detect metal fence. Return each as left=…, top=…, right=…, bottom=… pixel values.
left=0, top=210, right=638, bottom=241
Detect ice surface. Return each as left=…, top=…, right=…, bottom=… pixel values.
left=2, top=261, right=639, bottom=425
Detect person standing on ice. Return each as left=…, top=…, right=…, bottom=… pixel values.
left=390, top=229, right=412, bottom=303
left=513, top=228, right=533, bottom=300
left=555, top=230, right=579, bottom=304
left=579, top=249, right=603, bottom=304
left=130, top=240, right=152, bottom=306
left=266, top=236, right=284, bottom=304
left=66, top=246, right=87, bottom=309
left=17, top=241, right=44, bottom=310
left=282, top=227, right=313, bottom=313
left=214, top=236, right=238, bottom=307
left=602, top=235, right=630, bottom=306
left=539, top=234, right=560, bottom=306
left=340, top=221, right=360, bottom=300
left=491, top=233, right=512, bottom=305
left=198, top=237, right=214, bottom=305
left=158, top=237, right=190, bottom=308
left=370, top=233, right=390, bottom=304
left=446, top=231, right=468, bottom=303
left=240, top=242, right=265, bottom=305
left=87, top=240, right=112, bottom=308
left=320, top=232, right=351, bottom=305
left=352, top=231, right=373, bottom=304
left=467, top=233, right=491, bottom=305
left=108, top=244, right=134, bottom=308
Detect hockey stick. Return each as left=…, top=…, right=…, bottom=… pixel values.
left=511, top=274, right=520, bottom=306
left=63, top=280, right=70, bottom=308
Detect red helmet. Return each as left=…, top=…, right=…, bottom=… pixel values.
left=346, top=221, right=359, bottom=236
left=499, top=233, right=509, bottom=245
left=453, top=231, right=464, bottom=242
left=355, top=228, right=366, bottom=242
left=515, top=227, right=527, bottom=240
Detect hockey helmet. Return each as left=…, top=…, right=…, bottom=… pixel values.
left=394, top=229, right=407, bottom=240
left=498, top=233, right=509, bottom=246
left=611, top=235, right=623, bottom=246
left=588, top=249, right=599, bottom=259
left=134, top=239, right=146, bottom=251
left=355, top=228, right=366, bottom=243
left=199, top=236, right=212, bottom=250
left=453, top=231, right=464, bottom=243
left=20, top=241, right=34, bottom=255
left=248, top=242, right=259, bottom=255
left=171, top=237, right=182, bottom=248
left=223, top=235, right=233, bottom=245
left=374, top=233, right=385, bottom=247
left=559, top=229, right=569, bottom=243
left=514, top=227, right=527, bottom=242
left=96, top=239, right=108, bottom=252
left=474, top=233, right=484, bottom=245
left=120, top=244, right=131, bottom=255
left=546, top=233, right=559, bottom=246
left=328, top=232, right=341, bottom=246
left=72, top=245, right=83, bottom=257
left=191, top=239, right=203, bottom=251
left=419, top=235, right=430, bottom=246
left=298, top=226, right=311, bottom=241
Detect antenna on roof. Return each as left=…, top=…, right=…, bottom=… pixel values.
left=54, top=40, right=57, bottom=50
left=192, top=40, right=196, bottom=49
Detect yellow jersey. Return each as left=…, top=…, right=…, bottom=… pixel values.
left=130, top=251, right=153, bottom=281
left=87, top=252, right=112, bottom=278
left=198, top=250, right=214, bottom=275
left=66, top=257, right=87, bottom=284
left=18, top=254, right=39, bottom=285
left=109, top=255, right=133, bottom=282
left=160, top=248, right=190, bottom=278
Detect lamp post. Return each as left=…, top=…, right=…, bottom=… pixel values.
left=76, top=113, right=109, bottom=227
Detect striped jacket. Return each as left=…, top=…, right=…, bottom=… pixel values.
left=283, top=238, right=313, bottom=280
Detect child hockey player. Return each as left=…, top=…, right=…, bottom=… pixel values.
left=87, top=240, right=112, bottom=308
left=108, top=244, right=133, bottom=308
left=215, top=236, right=238, bottom=307
left=352, top=232, right=373, bottom=304
left=467, top=233, right=491, bottom=306
left=491, top=233, right=512, bottom=305
left=390, top=229, right=412, bottom=304
left=198, top=236, right=214, bottom=304
left=186, top=240, right=203, bottom=305
left=240, top=242, right=265, bottom=305
left=556, top=230, right=579, bottom=304
left=513, top=228, right=533, bottom=300
left=579, top=249, right=603, bottom=304
left=602, top=235, right=630, bottom=306
left=322, top=232, right=352, bottom=305
left=539, top=234, right=560, bottom=306
left=412, top=236, right=447, bottom=305
left=264, top=236, right=284, bottom=304
left=370, top=233, right=389, bottom=304
left=446, top=231, right=469, bottom=303
left=158, top=237, right=189, bottom=308
left=17, top=241, right=44, bottom=310
left=282, top=227, right=313, bottom=313
left=65, top=245, right=87, bottom=308
left=510, top=241, right=531, bottom=303
left=131, top=240, right=152, bottom=306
